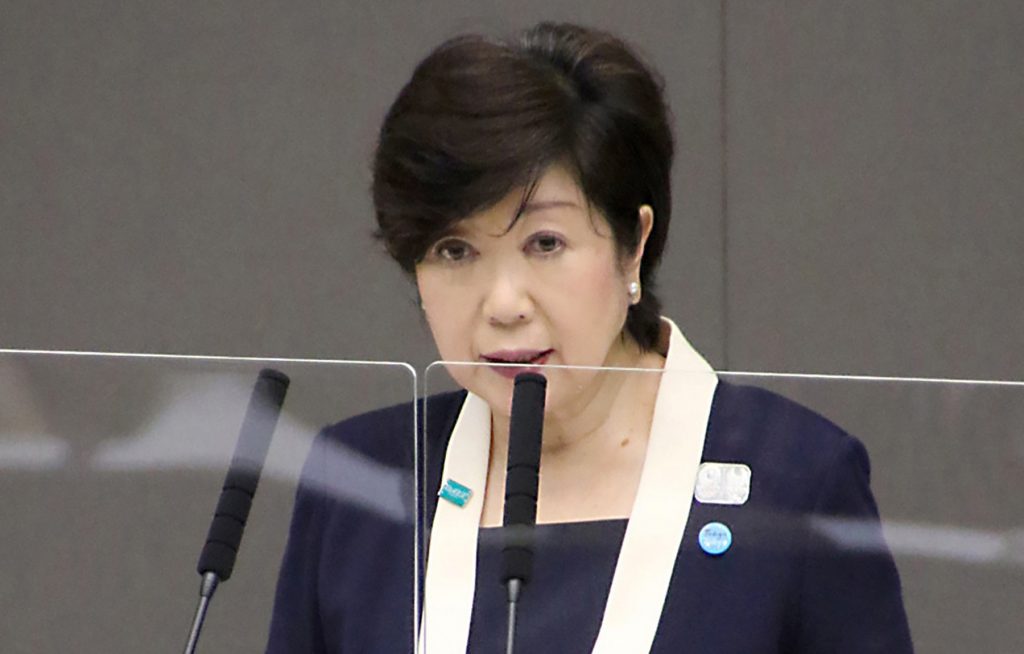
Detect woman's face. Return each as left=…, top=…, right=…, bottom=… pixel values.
left=415, top=165, right=650, bottom=418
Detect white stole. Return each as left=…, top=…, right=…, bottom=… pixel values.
left=420, top=318, right=718, bottom=653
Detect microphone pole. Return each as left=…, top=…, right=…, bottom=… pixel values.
left=501, top=372, right=546, bottom=654
left=184, top=368, right=290, bottom=654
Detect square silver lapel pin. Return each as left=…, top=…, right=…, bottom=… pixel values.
left=694, top=462, right=751, bottom=505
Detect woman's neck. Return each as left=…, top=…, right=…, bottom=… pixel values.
left=492, top=333, right=662, bottom=440
left=482, top=338, right=666, bottom=525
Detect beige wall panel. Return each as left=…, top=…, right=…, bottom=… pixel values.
left=725, top=1, right=1024, bottom=380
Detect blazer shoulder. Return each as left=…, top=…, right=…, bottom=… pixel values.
left=709, top=379, right=857, bottom=455
left=706, top=379, right=870, bottom=508
left=316, top=390, right=467, bottom=466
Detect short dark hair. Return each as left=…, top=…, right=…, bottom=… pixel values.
left=372, top=22, right=674, bottom=350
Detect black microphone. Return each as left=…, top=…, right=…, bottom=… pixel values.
left=184, top=368, right=290, bottom=654
left=501, top=372, right=546, bottom=654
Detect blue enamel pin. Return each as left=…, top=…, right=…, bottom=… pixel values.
left=439, top=479, right=473, bottom=507
left=698, top=521, right=732, bottom=556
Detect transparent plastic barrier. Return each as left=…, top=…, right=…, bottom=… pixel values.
left=0, top=351, right=416, bottom=653
left=421, top=361, right=1024, bottom=653
left=720, top=371, right=1024, bottom=654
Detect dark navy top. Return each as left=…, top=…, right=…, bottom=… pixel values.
left=266, top=381, right=914, bottom=653
left=469, top=521, right=624, bottom=652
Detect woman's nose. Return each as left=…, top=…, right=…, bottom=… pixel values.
left=482, top=268, right=533, bottom=326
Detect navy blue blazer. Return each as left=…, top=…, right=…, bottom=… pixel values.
left=266, top=381, right=913, bottom=653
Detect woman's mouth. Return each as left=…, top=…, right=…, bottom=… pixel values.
left=481, top=349, right=554, bottom=378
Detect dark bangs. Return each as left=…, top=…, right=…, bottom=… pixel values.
left=372, top=33, right=577, bottom=267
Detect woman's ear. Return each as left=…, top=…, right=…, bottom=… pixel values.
left=626, top=205, right=655, bottom=277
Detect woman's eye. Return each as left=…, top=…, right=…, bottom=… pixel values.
left=527, top=233, right=565, bottom=255
left=433, top=239, right=475, bottom=262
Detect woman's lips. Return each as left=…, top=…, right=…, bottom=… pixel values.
left=481, top=349, right=553, bottom=378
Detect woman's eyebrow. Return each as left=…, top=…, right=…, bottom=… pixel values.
left=519, top=200, right=580, bottom=214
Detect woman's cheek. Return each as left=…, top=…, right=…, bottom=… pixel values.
left=423, top=293, right=471, bottom=361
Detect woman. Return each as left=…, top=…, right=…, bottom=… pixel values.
left=267, top=22, right=913, bottom=653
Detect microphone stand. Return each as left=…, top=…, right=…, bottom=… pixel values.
left=505, top=577, right=523, bottom=654
left=184, top=572, right=219, bottom=654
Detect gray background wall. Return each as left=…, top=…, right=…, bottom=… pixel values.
left=1, top=0, right=1022, bottom=652
left=6, top=1, right=1019, bottom=380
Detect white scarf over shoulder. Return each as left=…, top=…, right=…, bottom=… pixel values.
left=420, top=318, right=717, bottom=653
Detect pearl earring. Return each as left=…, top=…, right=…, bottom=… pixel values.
left=627, top=281, right=641, bottom=304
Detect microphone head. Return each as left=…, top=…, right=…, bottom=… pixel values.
left=513, top=371, right=546, bottom=389
left=196, top=368, right=290, bottom=581
left=505, top=372, right=546, bottom=516
left=502, top=372, right=547, bottom=585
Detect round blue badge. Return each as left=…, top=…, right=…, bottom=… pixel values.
left=698, top=521, right=732, bottom=556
